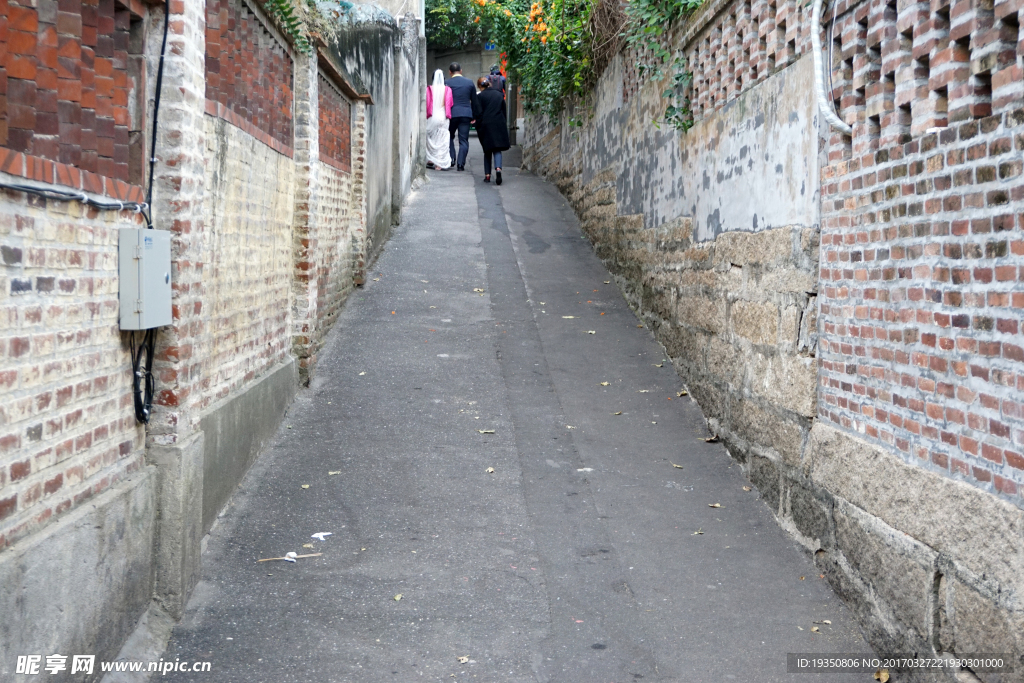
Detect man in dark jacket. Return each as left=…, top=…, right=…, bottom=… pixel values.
left=488, top=65, right=506, bottom=96
left=445, top=62, right=477, bottom=171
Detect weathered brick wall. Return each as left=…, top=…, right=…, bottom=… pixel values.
left=523, top=0, right=1024, bottom=667
left=811, top=0, right=1024, bottom=664
left=0, top=0, right=156, bottom=553
left=0, top=0, right=422, bottom=670
left=0, top=197, right=146, bottom=551
left=313, top=162, right=354, bottom=352
left=820, top=0, right=1024, bottom=512
left=198, top=114, right=295, bottom=409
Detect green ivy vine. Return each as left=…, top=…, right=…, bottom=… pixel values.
left=426, top=0, right=703, bottom=129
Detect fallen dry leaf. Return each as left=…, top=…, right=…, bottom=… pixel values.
left=797, top=626, right=804, bottom=631
left=742, top=486, right=752, bottom=491
left=566, top=425, right=576, bottom=429
left=708, top=503, right=722, bottom=508
left=394, top=594, right=403, bottom=601
left=677, top=390, right=688, bottom=397
left=874, top=669, right=890, bottom=682
left=604, top=281, right=610, bottom=284
left=586, top=330, right=596, bottom=334
left=671, top=463, right=683, bottom=469
left=477, top=429, right=495, bottom=434
left=810, top=626, right=820, bottom=633
left=302, top=543, right=314, bottom=549
left=599, top=381, right=610, bottom=386
left=653, top=363, right=663, bottom=367
left=485, top=467, right=495, bottom=474
left=703, top=435, right=720, bottom=443
left=301, top=484, right=310, bottom=489
left=637, top=389, right=649, bottom=393
left=457, top=656, right=469, bottom=664
left=358, top=371, right=366, bottom=376
left=612, top=411, right=622, bottom=415
left=329, top=471, right=341, bottom=476
left=692, top=529, right=704, bottom=535
left=562, top=316, right=576, bottom=319
left=473, top=288, right=485, bottom=293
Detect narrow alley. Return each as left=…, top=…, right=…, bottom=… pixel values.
left=156, top=145, right=868, bottom=682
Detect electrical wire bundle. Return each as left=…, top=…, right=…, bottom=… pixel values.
left=130, top=329, right=157, bottom=423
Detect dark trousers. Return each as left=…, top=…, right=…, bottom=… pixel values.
left=449, top=117, right=471, bottom=167
left=483, top=150, right=502, bottom=175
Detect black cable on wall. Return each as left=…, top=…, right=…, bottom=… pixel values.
left=0, top=0, right=171, bottom=424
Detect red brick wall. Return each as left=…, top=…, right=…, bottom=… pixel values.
left=0, top=0, right=146, bottom=191
left=819, top=0, right=1024, bottom=501
left=205, top=0, right=293, bottom=149
left=317, top=73, right=350, bottom=173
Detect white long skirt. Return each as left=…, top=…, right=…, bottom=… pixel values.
left=426, top=114, right=451, bottom=169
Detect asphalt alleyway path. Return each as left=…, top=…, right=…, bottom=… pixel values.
left=157, top=143, right=869, bottom=682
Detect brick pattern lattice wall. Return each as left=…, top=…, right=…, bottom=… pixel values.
left=317, top=73, right=351, bottom=173
left=204, top=0, right=294, bottom=148
left=622, top=0, right=815, bottom=112
left=0, top=0, right=146, bottom=197
left=820, top=0, right=1024, bottom=503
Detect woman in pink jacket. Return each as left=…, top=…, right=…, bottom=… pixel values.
left=425, top=69, right=454, bottom=170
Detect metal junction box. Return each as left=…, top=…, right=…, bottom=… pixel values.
left=118, top=228, right=172, bottom=330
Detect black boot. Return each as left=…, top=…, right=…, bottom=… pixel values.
left=495, top=169, right=502, bottom=186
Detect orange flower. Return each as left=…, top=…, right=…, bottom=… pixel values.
left=504, top=9, right=511, bottom=15
left=540, top=35, right=547, bottom=43
left=473, top=15, right=480, bottom=22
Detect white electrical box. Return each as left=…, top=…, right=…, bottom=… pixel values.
left=118, top=228, right=172, bottom=330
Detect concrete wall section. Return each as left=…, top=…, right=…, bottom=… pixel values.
left=0, top=470, right=156, bottom=681
left=427, top=45, right=501, bottom=85
left=199, top=358, right=297, bottom=533
left=554, top=54, right=819, bottom=241
left=335, top=9, right=399, bottom=264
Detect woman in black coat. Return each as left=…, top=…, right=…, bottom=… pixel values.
left=473, top=78, right=510, bottom=185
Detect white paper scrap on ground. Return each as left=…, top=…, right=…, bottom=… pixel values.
left=311, top=532, right=333, bottom=541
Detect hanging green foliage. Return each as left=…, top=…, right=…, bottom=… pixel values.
left=425, top=0, right=703, bottom=128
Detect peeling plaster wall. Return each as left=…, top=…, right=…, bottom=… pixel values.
left=553, top=54, right=819, bottom=242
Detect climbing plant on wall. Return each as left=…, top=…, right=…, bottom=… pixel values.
left=262, top=0, right=354, bottom=54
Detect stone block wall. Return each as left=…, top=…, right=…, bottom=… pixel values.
left=523, top=0, right=1024, bottom=670
left=0, top=0, right=424, bottom=674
